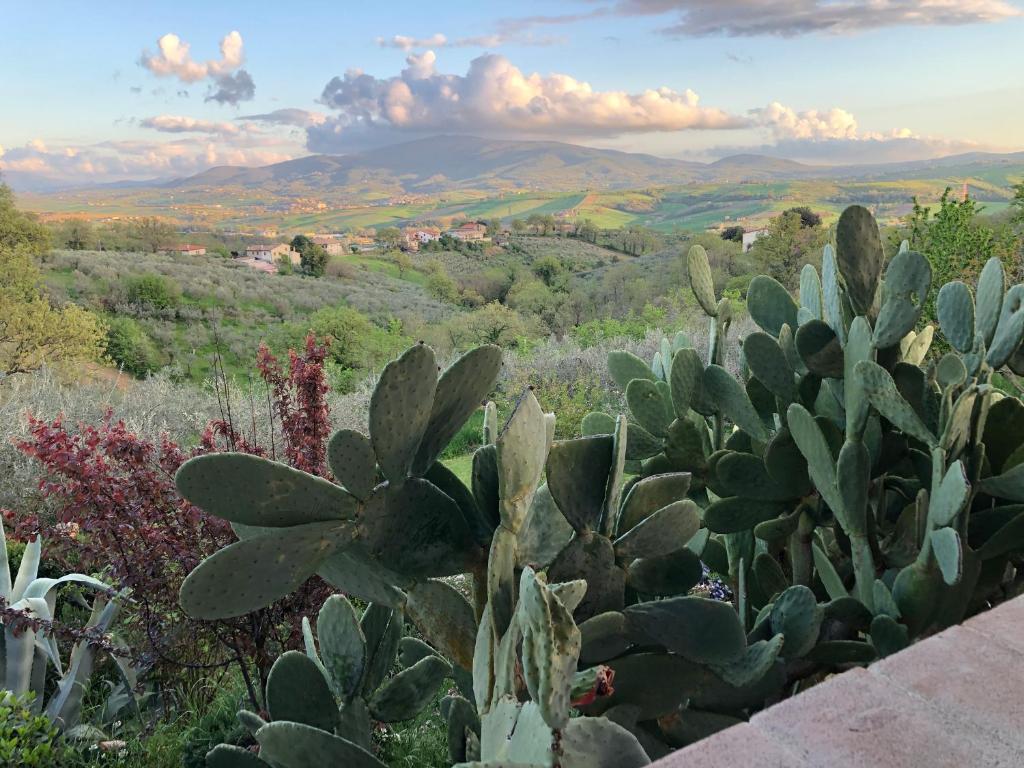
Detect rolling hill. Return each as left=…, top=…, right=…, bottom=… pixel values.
left=171, top=135, right=710, bottom=193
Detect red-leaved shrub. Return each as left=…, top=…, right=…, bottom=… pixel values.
left=7, top=334, right=336, bottom=705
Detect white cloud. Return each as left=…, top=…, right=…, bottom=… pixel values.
left=0, top=137, right=295, bottom=186
left=311, top=50, right=745, bottom=151
left=375, top=31, right=560, bottom=50
left=140, top=31, right=245, bottom=82
left=752, top=100, right=922, bottom=143
left=596, top=0, right=1022, bottom=37
left=378, top=33, right=450, bottom=50
left=239, top=109, right=329, bottom=127
left=140, top=115, right=241, bottom=135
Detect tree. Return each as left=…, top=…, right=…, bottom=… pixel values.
left=510, top=218, right=527, bottom=235
left=531, top=255, right=566, bottom=289
left=105, top=316, right=162, bottom=377
left=783, top=206, right=822, bottom=228
left=575, top=219, right=599, bottom=244
left=1011, top=181, right=1024, bottom=226
left=393, top=250, right=413, bottom=279
left=56, top=218, right=95, bottom=250
left=291, top=235, right=328, bottom=277
left=748, top=210, right=827, bottom=288
left=720, top=225, right=745, bottom=243
left=897, top=188, right=1017, bottom=317
left=376, top=226, right=403, bottom=252
left=443, top=302, right=533, bottom=348
left=425, top=261, right=462, bottom=304
left=0, top=184, right=106, bottom=376
left=0, top=184, right=49, bottom=252
left=121, top=273, right=181, bottom=309
left=130, top=217, right=175, bottom=253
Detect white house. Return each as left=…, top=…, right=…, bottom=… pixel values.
left=742, top=228, right=769, bottom=253
left=246, top=243, right=300, bottom=265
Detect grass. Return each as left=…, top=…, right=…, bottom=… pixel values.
left=443, top=453, right=474, bottom=486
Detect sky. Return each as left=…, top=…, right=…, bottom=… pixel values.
left=1, top=0, right=1023, bottom=187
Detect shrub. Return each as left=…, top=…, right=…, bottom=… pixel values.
left=120, top=273, right=180, bottom=309
left=105, top=316, right=163, bottom=377
left=10, top=336, right=338, bottom=706
left=0, top=692, right=76, bottom=767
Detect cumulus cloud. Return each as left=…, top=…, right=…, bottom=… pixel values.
left=239, top=108, right=329, bottom=127
left=140, top=30, right=245, bottom=82
left=598, top=0, right=1022, bottom=37
left=140, top=115, right=241, bottom=135
left=0, top=137, right=295, bottom=187
left=310, top=50, right=745, bottom=151
left=752, top=101, right=920, bottom=143
left=206, top=69, right=256, bottom=105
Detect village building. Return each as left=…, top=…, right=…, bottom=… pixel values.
left=742, top=228, right=769, bottom=253
left=164, top=243, right=206, bottom=256
left=403, top=226, right=442, bottom=251
left=447, top=222, right=489, bottom=241
left=310, top=235, right=346, bottom=256
left=236, top=243, right=302, bottom=273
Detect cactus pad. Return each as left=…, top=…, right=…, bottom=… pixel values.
left=360, top=478, right=480, bottom=578
left=770, top=585, right=823, bottom=658
left=687, top=244, right=718, bottom=317
left=612, top=499, right=700, bottom=560
left=937, top=281, right=976, bottom=353
left=176, top=453, right=357, bottom=527
left=369, top=344, right=438, bottom=482
left=625, top=548, right=704, bottom=596
left=406, top=579, right=478, bottom=670
left=625, top=379, right=672, bottom=438
left=987, top=284, right=1024, bottom=368
left=582, top=411, right=616, bottom=436
left=317, top=594, right=366, bottom=701
left=180, top=521, right=353, bottom=619
left=616, top=473, right=692, bottom=535
left=746, top=275, right=799, bottom=337
left=703, top=496, right=787, bottom=533
left=327, top=429, right=377, bottom=501
left=873, top=249, right=931, bottom=349
left=547, top=436, right=615, bottom=533
left=266, top=650, right=339, bottom=731
left=368, top=655, right=450, bottom=722
left=608, top=351, right=657, bottom=390
left=703, top=364, right=771, bottom=443
left=975, top=256, right=1005, bottom=345
left=624, top=597, right=746, bottom=665
left=794, top=320, right=844, bottom=378
left=744, top=332, right=798, bottom=402
left=835, top=205, right=883, bottom=317
left=256, top=721, right=386, bottom=768
left=412, top=345, right=503, bottom=475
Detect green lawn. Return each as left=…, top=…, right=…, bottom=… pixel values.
left=442, top=454, right=474, bottom=486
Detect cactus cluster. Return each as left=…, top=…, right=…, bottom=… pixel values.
left=1, top=520, right=122, bottom=732
left=178, top=204, right=1024, bottom=766
left=207, top=595, right=453, bottom=767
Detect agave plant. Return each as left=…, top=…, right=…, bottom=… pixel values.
left=1, top=520, right=122, bottom=731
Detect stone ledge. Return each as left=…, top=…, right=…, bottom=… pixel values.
left=650, top=595, right=1024, bottom=767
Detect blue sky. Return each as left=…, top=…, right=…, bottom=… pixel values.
left=2, top=0, right=1023, bottom=185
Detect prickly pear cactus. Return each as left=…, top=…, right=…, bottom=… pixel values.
left=206, top=595, right=452, bottom=767
left=179, top=218, right=1024, bottom=766
left=584, top=204, right=1024, bottom=753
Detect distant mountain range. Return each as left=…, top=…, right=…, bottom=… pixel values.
left=12, top=135, right=1024, bottom=196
